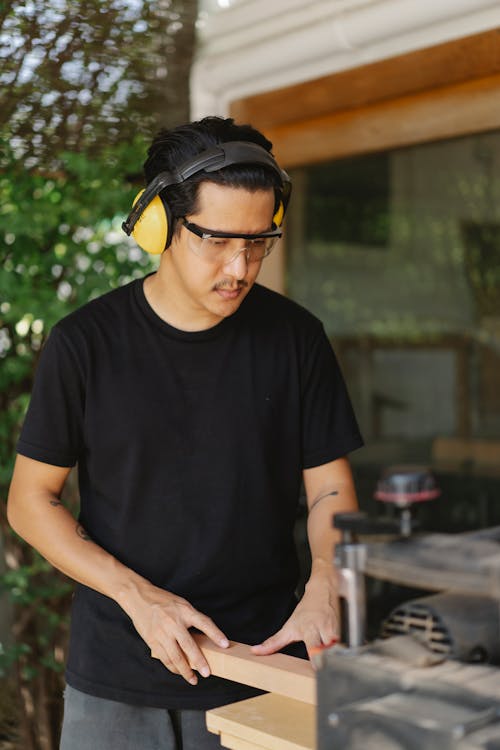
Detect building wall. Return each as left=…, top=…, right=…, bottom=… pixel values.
left=192, top=0, right=500, bottom=294
left=194, top=0, right=500, bottom=118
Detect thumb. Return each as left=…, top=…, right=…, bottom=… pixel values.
left=251, top=628, right=290, bottom=655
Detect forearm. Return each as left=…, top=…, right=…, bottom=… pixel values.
left=250, top=466, right=358, bottom=655
left=305, top=457, right=358, bottom=583
left=7, top=483, right=149, bottom=608
left=8, top=456, right=228, bottom=683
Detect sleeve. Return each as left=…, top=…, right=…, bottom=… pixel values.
left=16, top=326, right=85, bottom=467
left=301, top=322, right=363, bottom=469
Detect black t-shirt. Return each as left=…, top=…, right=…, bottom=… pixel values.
left=17, top=278, right=363, bottom=710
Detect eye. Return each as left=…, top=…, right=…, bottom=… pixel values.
left=206, top=237, right=229, bottom=247
left=248, top=238, right=266, bottom=248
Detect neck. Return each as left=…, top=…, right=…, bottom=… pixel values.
left=143, top=260, right=223, bottom=332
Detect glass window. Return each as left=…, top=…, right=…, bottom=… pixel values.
left=287, top=130, right=500, bottom=530
left=306, top=153, right=390, bottom=248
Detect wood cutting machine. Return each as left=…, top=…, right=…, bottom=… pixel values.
left=317, top=465, right=500, bottom=749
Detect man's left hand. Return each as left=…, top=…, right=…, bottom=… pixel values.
left=250, top=561, right=339, bottom=662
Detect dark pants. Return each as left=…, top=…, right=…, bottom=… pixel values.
left=59, top=685, right=223, bottom=750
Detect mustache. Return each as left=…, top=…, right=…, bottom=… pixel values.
left=213, top=279, right=249, bottom=291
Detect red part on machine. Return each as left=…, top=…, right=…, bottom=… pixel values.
left=374, top=465, right=441, bottom=507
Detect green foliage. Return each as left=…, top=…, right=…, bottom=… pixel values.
left=0, top=138, right=159, bottom=749
left=0, top=137, right=156, bottom=487
left=0, top=2, right=198, bottom=744
left=0, top=553, right=73, bottom=678
left=0, top=0, right=197, bottom=165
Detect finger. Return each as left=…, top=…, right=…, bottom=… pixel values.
left=308, top=638, right=338, bottom=671
left=177, top=631, right=211, bottom=678
left=308, top=638, right=338, bottom=658
left=191, top=612, right=229, bottom=649
left=296, top=622, right=324, bottom=657
left=320, top=625, right=340, bottom=645
left=250, top=628, right=290, bottom=655
left=164, top=640, right=198, bottom=685
left=150, top=643, right=179, bottom=675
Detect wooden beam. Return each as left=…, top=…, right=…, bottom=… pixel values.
left=266, top=73, right=500, bottom=168
left=194, top=634, right=316, bottom=705
left=230, top=28, right=500, bottom=130
left=432, top=437, right=500, bottom=467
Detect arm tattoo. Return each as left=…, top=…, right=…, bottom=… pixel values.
left=308, top=490, right=339, bottom=514
left=76, top=523, right=91, bottom=541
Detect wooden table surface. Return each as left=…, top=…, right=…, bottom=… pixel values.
left=207, top=693, right=315, bottom=750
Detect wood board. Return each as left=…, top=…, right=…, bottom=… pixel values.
left=194, top=634, right=316, bottom=705
left=206, top=692, right=315, bottom=750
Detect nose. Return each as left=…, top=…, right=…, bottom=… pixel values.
left=222, top=246, right=249, bottom=278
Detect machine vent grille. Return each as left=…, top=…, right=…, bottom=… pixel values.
left=381, top=602, right=453, bottom=655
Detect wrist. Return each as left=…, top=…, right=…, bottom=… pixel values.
left=307, top=558, right=339, bottom=592
left=310, top=556, right=334, bottom=576
left=113, top=566, right=154, bottom=617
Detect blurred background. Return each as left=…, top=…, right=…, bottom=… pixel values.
left=1, top=1, right=500, bottom=747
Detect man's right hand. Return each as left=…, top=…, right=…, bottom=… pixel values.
left=118, top=582, right=229, bottom=685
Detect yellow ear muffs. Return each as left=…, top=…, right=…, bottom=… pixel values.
left=272, top=200, right=285, bottom=228
left=122, top=143, right=292, bottom=253
left=130, top=190, right=169, bottom=255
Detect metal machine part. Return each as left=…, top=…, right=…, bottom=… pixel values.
left=317, top=645, right=500, bottom=750
left=375, top=464, right=441, bottom=507
left=374, top=464, right=440, bottom=535
left=363, top=527, right=500, bottom=596
left=334, top=466, right=500, bottom=647
left=334, top=506, right=419, bottom=648
left=335, top=520, right=500, bottom=648
left=381, top=592, right=500, bottom=665
left=335, top=534, right=367, bottom=649
left=320, top=466, right=500, bottom=748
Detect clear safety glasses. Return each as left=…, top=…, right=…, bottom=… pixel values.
left=180, top=218, right=282, bottom=265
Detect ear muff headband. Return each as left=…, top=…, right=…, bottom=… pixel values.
left=122, top=141, right=291, bottom=255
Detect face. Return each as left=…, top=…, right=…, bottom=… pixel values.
left=162, top=181, right=276, bottom=329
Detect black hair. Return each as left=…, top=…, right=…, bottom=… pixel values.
left=143, top=116, right=283, bottom=232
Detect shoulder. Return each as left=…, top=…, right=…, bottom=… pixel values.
left=43, top=279, right=140, bottom=369
left=52, top=278, right=138, bottom=341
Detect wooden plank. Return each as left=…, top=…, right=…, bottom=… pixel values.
left=230, top=29, right=500, bottom=130
left=195, top=634, right=316, bottom=705
left=207, top=692, right=315, bottom=750
left=218, top=734, right=268, bottom=750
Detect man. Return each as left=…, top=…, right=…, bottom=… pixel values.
left=7, top=117, right=363, bottom=749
